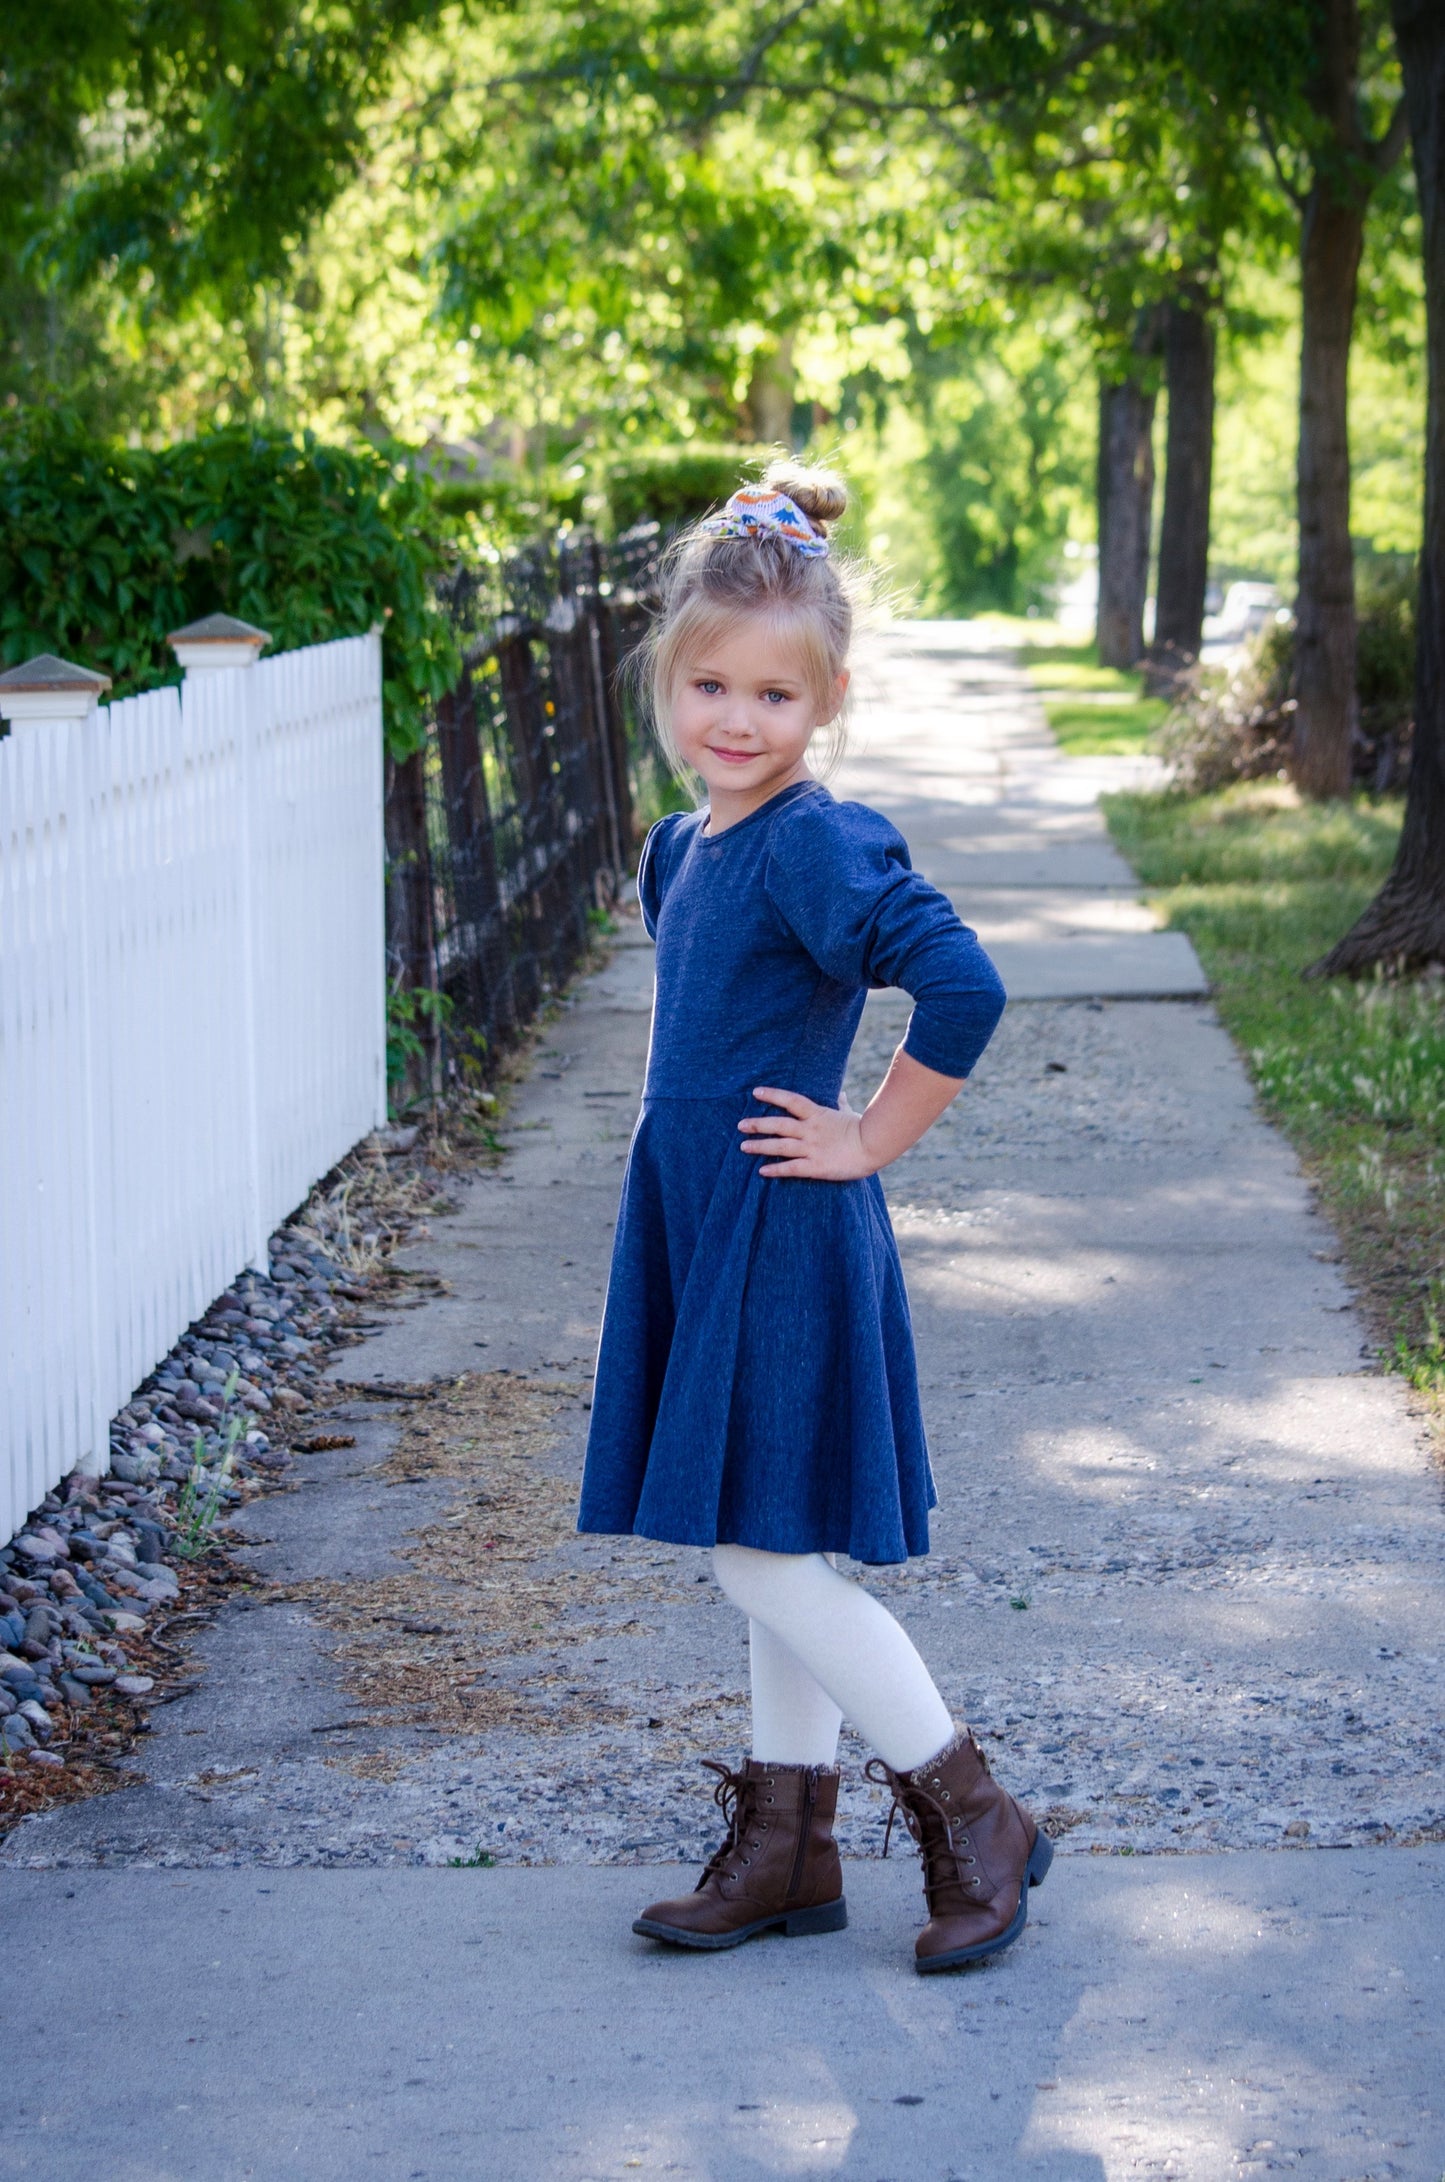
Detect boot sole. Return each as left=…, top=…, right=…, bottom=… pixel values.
left=915, top=1828, right=1054, bottom=1975
left=631, top=1896, right=848, bottom=1951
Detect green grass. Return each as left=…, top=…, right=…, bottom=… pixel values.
left=1044, top=695, right=1169, bottom=755
left=1103, top=782, right=1445, bottom=1411
left=1022, top=634, right=1167, bottom=756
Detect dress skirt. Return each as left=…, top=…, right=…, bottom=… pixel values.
left=577, top=1094, right=937, bottom=1566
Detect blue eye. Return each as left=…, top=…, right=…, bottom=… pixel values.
left=763, top=689, right=793, bottom=704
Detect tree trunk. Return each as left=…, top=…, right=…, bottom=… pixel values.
left=1311, top=0, right=1445, bottom=971
left=1151, top=286, right=1216, bottom=672
left=745, top=334, right=795, bottom=445
left=1290, top=0, right=1371, bottom=800
left=1096, top=325, right=1160, bottom=668
left=1292, top=189, right=1365, bottom=797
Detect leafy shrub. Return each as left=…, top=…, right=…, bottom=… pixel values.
left=1155, top=620, right=1296, bottom=792
left=0, top=413, right=462, bottom=758
left=600, top=444, right=772, bottom=534
left=1355, top=558, right=1416, bottom=784
left=1158, top=564, right=1417, bottom=794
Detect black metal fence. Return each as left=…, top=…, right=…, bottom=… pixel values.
left=384, top=525, right=665, bottom=1100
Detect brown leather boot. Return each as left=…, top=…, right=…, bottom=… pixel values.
left=633, top=1758, right=848, bottom=1951
left=867, top=1729, right=1052, bottom=1973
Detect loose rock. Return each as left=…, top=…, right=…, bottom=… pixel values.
left=2, top=1168, right=439, bottom=1829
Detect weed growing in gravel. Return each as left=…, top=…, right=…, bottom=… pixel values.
left=173, top=1374, right=246, bottom=1559
left=1103, top=783, right=1444, bottom=1420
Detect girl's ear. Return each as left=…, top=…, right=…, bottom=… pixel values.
left=817, top=668, right=850, bottom=726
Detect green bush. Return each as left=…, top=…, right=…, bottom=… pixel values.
left=600, top=443, right=773, bottom=535
left=1159, top=561, right=1418, bottom=793
left=0, top=414, right=462, bottom=759
left=1355, top=556, right=1416, bottom=738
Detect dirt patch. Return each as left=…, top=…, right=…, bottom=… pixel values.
left=276, top=1372, right=631, bottom=1753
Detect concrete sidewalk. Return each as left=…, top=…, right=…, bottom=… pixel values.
left=3, top=1850, right=1442, bottom=2180
left=846, top=622, right=1207, bottom=1000
left=4, top=624, right=1443, bottom=2180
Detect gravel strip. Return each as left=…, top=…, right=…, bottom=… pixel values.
left=0, top=1127, right=455, bottom=1835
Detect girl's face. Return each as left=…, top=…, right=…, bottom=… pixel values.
left=670, top=616, right=847, bottom=827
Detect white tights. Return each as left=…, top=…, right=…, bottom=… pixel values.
left=712, top=1543, right=955, bottom=1774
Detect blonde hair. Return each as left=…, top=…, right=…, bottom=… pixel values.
left=644, top=458, right=865, bottom=779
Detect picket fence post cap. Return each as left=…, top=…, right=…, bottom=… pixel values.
left=167, top=613, right=272, bottom=672
left=0, top=653, right=112, bottom=724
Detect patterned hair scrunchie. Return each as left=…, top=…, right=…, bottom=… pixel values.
left=700, top=486, right=830, bottom=559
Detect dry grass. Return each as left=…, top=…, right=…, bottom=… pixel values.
left=291, top=1142, right=458, bottom=1276
left=0, top=1752, right=129, bottom=1829
left=277, top=1372, right=632, bottom=1756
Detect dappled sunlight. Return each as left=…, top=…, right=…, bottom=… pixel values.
left=1020, top=1860, right=1439, bottom=2180
left=1016, top=1418, right=1162, bottom=1505
left=957, top=891, right=1163, bottom=941
left=575, top=2090, right=860, bottom=2178
left=907, top=1243, right=1152, bottom=1317
left=1201, top=1378, right=1440, bottom=1490
left=508, top=1996, right=950, bottom=2180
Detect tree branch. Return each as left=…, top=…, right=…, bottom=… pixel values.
left=654, top=67, right=976, bottom=139
left=1026, top=0, right=1115, bottom=36
left=417, top=62, right=979, bottom=143
left=1367, top=92, right=1410, bottom=174
left=698, top=0, right=829, bottom=124
left=1256, top=109, right=1308, bottom=211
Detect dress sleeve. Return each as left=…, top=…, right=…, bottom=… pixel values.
left=764, top=797, right=1006, bottom=1078
left=636, top=813, right=689, bottom=940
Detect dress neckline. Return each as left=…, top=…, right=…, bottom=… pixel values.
left=697, top=778, right=825, bottom=846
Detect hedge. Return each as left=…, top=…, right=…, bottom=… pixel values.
left=0, top=415, right=461, bottom=759
left=600, top=443, right=773, bottom=535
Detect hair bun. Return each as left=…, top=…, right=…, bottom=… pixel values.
left=761, top=459, right=848, bottom=532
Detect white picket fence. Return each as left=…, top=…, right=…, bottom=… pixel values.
left=0, top=632, right=387, bottom=1541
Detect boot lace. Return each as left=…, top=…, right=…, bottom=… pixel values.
left=693, top=1759, right=763, bottom=1892
left=864, top=1757, right=980, bottom=1894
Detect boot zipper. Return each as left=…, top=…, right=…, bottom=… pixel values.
left=787, top=1769, right=817, bottom=1902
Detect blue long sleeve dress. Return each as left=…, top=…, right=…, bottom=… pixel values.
left=576, top=779, right=1006, bottom=1566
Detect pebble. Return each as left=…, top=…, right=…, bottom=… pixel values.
left=0, top=1223, right=372, bottom=1796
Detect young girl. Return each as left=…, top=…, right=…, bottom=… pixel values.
left=577, top=461, right=1050, bottom=1974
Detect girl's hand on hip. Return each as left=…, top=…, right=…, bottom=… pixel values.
left=740, top=1048, right=965, bottom=1181
left=739, top=1088, right=875, bottom=1181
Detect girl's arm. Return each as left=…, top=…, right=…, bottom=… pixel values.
left=739, top=1045, right=964, bottom=1181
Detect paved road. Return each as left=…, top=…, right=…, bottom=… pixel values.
left=5, top=625, right=1443, bottom=2180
